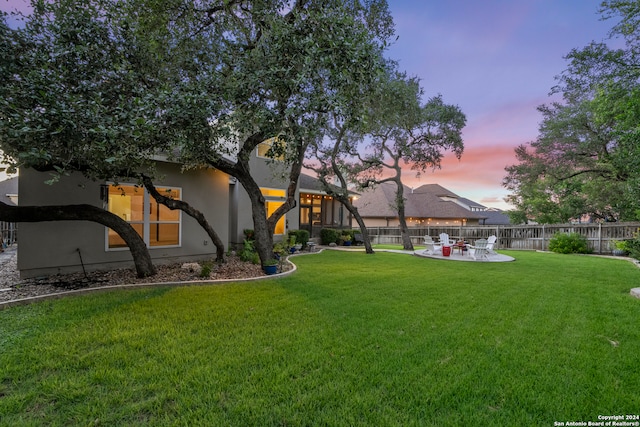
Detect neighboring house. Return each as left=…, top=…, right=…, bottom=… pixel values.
left=17, top=140, right=352, bottom=278
left=352, top=182, right=510, bottom=227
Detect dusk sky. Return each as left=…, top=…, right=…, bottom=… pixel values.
left=1, top=1, right=618, bottom=208
left=384, top=0, right=616, bottom=209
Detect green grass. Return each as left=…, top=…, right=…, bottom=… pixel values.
left=1, top=250, right=640, bottom=426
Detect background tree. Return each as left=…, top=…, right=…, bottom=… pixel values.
left=308, top=66, right=465, bottom=252
left=355, top=70, right=466, bottom=251
left=306, top=113, right=376, bottom=254
left=504, top=0, right=640, bottom=223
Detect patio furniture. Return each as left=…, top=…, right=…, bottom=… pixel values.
left=439, top=233, right=453, bottom=247
left=470, top=239, right=489, bottom=261
left=486, top=235, right=497, bottom=254
left=453, top=240, right=467, bottom=255
left=423, top=236, right=441, bottom=254
left=353, top=233, right=365, bottom=246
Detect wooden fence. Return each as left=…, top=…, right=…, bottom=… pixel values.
left=363, top=222, right=640, bottom=254
left=1, top=220, right=17, bottom=247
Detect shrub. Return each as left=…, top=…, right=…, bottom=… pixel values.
left=239, top=239, right=255, bottom=262
left=624, top=229, right=640, bottom=261
left=200, top=262, right=213, bottom=278
left=288, top=229, right=309, bottom=248
left=243, top=229, right=255, bottom=241
left=320, top=228, right=341, bottom=245
left=548, top=232, right=592, bottom=254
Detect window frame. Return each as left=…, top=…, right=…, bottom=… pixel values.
left=105, top=183, right=182, bottom=251
left=260, top=186, right=286, bottom=236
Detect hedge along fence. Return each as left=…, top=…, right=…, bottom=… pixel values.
left=362, top=222, right=640, bottom=254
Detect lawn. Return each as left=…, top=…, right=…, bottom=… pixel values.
left=1, top=250, right=639, bottom=426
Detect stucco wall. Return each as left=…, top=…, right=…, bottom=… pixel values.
left=229, top=153, right=301, bottom=247
left=18, top=163, right=228, bottom=278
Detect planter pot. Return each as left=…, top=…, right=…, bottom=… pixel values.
left=612, top=249, right=627, bottom=256
left=442, top=246, right=451, bottom=257
left=343, top=241, right=352, bottom=246
left=263, top=265, right=278, bottom=275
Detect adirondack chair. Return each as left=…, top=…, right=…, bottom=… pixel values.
left=470, top=239, right=489, bottom=261
left=439, top=233, right=453, bottom=247
left=423, top=236, right=441, bottom=254
left=486, top=235, right=497, bottom=254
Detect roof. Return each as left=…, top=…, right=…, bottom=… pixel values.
left=479, top=209, right=511, bottom=225
left=0, top=176, right=18, bottom=206
left=353, top=181, right=487, bottom=220
left=299, top=173, right=357, bottom=196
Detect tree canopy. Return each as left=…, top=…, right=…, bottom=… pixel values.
left=0, top=0, right=397, bottom=266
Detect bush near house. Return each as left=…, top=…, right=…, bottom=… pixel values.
left=288, top=229, right=309, bottom=249
left=320, top=228, right=341, bottom=245
left=321, top=228, right=357, bottom=245
left=548, top=232, right=592, bottom=254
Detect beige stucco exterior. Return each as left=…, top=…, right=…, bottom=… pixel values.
left=18, top=162, right=228, bottom=278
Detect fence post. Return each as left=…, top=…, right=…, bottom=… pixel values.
left=598, top=223, right=602, bottom=254
left=542, top=224, right=546, bottom=251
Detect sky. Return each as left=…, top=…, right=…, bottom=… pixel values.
left=383, top=0, right=616, bottom=209
left=0, top=1, right=618, bottom=207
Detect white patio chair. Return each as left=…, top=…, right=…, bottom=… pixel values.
left=470, top=239, right=489, bottom=261
left=439, top=233, right=453, bottom=247
left=486, top=235, right=497, bottom=255
left=423, top=236, right=441, bottom=254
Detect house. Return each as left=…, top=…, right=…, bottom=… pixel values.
left=352, top=182, right=510, bottom=227
left=227, top=138, right=354, bottom=248
left=17, top=140, right=352, bottom=278
left=18, top=161, right=229, bottom=278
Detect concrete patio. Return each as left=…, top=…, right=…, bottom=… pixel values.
left=413, top=249, right=515, bottom=262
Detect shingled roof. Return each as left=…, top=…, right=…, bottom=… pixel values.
left=353, top=181, right=487, bottom=221
left=299, top=173, right=357, bottom=196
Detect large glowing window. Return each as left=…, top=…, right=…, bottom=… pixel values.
left=107, top=184, right=181, bottom=249
left=261, top=187, right=286, bottom=235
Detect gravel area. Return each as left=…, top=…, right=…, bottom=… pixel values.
left=0, top=245, right=292, bottom=304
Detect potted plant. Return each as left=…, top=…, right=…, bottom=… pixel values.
left=263, top=259, right=279, bottom=275
left=341, top=234, right=352, bottom=246
left=288, top=235, right=297, bottom=253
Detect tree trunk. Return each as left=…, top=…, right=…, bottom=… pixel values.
left=394, top=177, right=414, bottom=250
left=142, top=176, right=225, bottom=263
left=244, top=182, right=274, bottom=266
left=0, top=201, right=156, bottom=277
left=338, top=197, right=375, bottom=254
